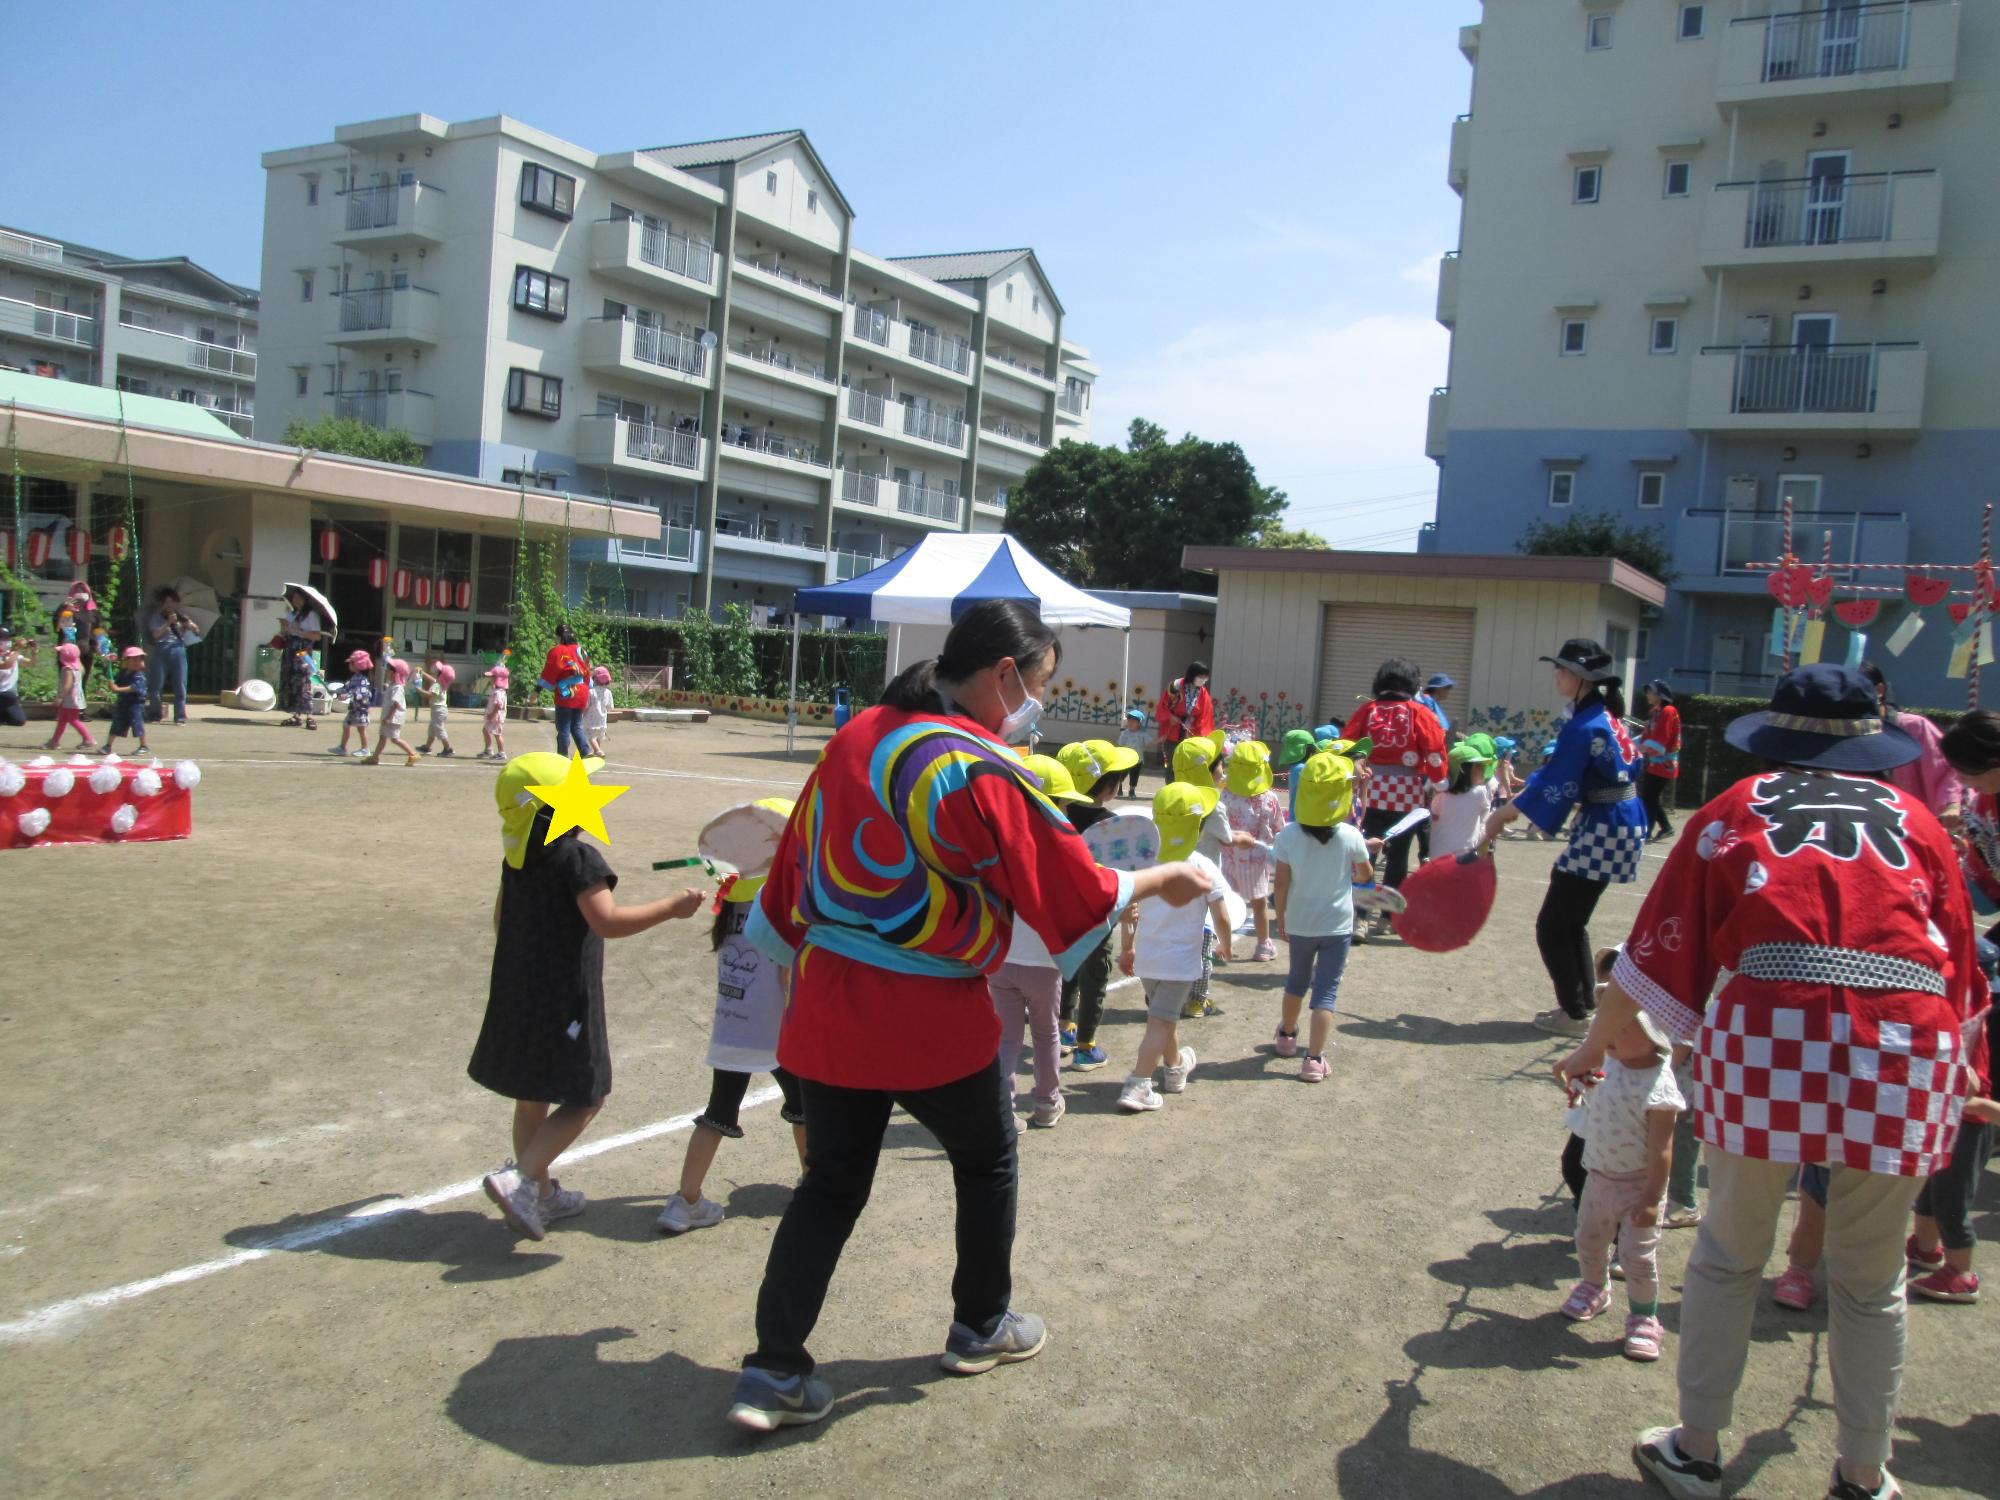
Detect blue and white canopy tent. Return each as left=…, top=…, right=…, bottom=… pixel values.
left=786, top=533, right=1132, bottom=751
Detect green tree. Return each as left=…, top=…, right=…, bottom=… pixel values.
left=1005, top=419, right=1288, bottom=589
left=1516, top=512, right=1675, bottom=584
left=1252, top=520, right=1331, bottom=550
left=281, top=414, right=425, bottom=467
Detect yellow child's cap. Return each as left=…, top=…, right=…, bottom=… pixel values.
left=1295, top=751, right=1357, bottom=829
left=1153, top=780, right=1219, bottom=861
left=1059, top=738, right=1139, bottom=792
left=1021, top=753, right=1095, bottom=804
left=1173, top=735, right=1218, bottom=786
left=1225, top=739, right=1274, bottom=797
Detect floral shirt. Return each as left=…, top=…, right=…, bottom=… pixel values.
left=338, top=675, right=373, bottom=725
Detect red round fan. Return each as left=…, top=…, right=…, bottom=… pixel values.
left=1391, top=851, right=1499, bottom=953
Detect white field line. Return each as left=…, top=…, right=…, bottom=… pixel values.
left=180, top=756, right=808, bottom=790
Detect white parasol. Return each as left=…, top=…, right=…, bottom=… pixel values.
left=279, top=580, right=339, bottom=644
left=163, top=576, right=223, bottom=639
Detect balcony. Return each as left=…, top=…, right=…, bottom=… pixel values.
left=588, top=217, right=716, bottom=302
left=726, top=339, right=834, bottom=392
left=846, top=307, right=975, bottom=381
left=1688, top=343, right=1926, bottom=436
left=1716, top=1, right=1960, bottom=116
left=332, top=181, right=447, bottom=249
left=980, top=417, right=1048, bottom=463
left=326, top=285, right=440, bottom=348
left=118, top=322, right=256, bottom=380
left=984, top=347, right=1055, bottom=389
left=713, top=521, right=825, bottom=565
left=1425, top=387, right=1449, bottom=459
left=1448, top=115, right=1471, bottom=195
left=576, top=415, right=709, bottom=479
left=581, top=317, right=711, bottom=393
left=1671, top=507, right=1909, bottom=593
left=732, top=253, right=839, bottom=306
left=1057, top=389, right=1086, bottom=419
left=1700, top=171, right=1942, bottom=273
left=1435, top=251, right=1461, bottom=328
left=843, top=387, right=968, bottom=454
left=831, top=549, right=885, bottom=582
left=0, top=229, right=63, bottom=264
left=716, top=420, right=831, bottom=476
left=0, top=295, right=97, bottom=349
left=616, top=523, right=700, bottom=572
left=330, top=387, right=434, bottom=447
left=836, top=470, right=963, bottom=528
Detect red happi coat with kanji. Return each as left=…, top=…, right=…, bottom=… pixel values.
left=1613, top=770, right=1989, bottom=1178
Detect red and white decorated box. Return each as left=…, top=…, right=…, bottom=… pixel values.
left=0, top=757, right=197, bottom=850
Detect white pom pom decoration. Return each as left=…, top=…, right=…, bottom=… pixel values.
left=67, top=754, right=91, bottom=767
left=28, top=755, right=53, bottom=768
left=0, top=765, right=23, bottom=797
left=110, top=804, right=138, bottom=835
left=42, top=768, right=75, bottom=798
left=173, top=761, right=202, bottom=791
left=89, top=765, right=122, bottom=795
left=131, top=769, right=163, bottom=798
left=102, top=752, right=123, bottom=766
left=18, top=808, right=50, bottom=839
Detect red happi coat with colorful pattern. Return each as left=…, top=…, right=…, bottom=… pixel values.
left=1613, top=770, right=1989, bottom=1177
left=1342, top=697, right=1448, bottom=814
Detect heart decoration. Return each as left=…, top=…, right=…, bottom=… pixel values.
left=1948, top=602, right=1975, bottom=627
left=1805, top=575, right=1836, bottom=611
left=1833, top=599, right=1881, bottom=629
left=1766, top=566, right=1810, bottom=608
left=1907, top=574, right=1950, bottom=607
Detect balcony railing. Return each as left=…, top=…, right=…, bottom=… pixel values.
left=1057, top=389, right=1086, bottom=415
left=1747, top=1, right=1922, bottom=83
left=0, top=295, right=97, bottom=347
left=906, top=322, right=973, bottom=375
left=905, top=405, right=967, bottom=447
left=638, top=222, right=714, bottom=286
left=630, top=322, right=707, bottom=378
left=734, top=254, right=835, bottom=299
left=851, top=306, right=891, bottom=347
left=986, top=348, right=1048, bottom=381
left=334, top=285, right=437, bottom=333
left=624, top=420, right=703, bottom=471
left=729, top=339, right=828, bottom=382
left=1735, top=171, right=1919, bottom=248
left=622, top=523, right=697, bottom=563
left=330, top=387, right=432, bottom=428
left=898, top=481, right=964, bottom=525
left=186, top=339, right=256, bottom=378
left=845, top=388, right=888, bottom=428
left=832, top=549, right=883, bottom=581
left=977, top=490, right=1009, bottom=510
left=720, top=422, right=825, bottom=468
left=1716, top=342, right=1913, bottom=415
left=839, top=469, right=882, bottom=507
left=0, top=229, right=62, bottom=263
left=342, top=181, right=445, bottom=231
left=982, top=417, right=1046, bottom=450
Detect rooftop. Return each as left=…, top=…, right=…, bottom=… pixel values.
left=0, top=222, right=257, bottom=303
left=0, top=369, right=245, bottom=442
left=1181, top=546, right=1669, bottom=608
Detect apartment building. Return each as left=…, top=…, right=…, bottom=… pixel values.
left=1425, top=0, right=1995, bottom=707
left=255, top=115, right=1098, bottom=621
left=0, top=223, right=259, bottom=437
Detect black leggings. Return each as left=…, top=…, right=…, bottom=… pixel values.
left=1362, top=806, right=1421, bottom=889
left=1537, top=870, right=1608, bottom=1019
left=1562, top=1132, right=1588, bottom=1207
left=698, top=1066, right=804, bottom=1136
left=1639, top=776, right=1675, bottom=837
left=1912, top=1119, right=1993, bottom=1252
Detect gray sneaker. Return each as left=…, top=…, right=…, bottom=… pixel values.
left=482, top=1165, right=546, bottom=1241
left=939, top=1309, right=1047, bottom=1374
left=657, top=1193, right=724, bottom=1235
left=1160, top=1045, right=1197, bottom=1094
left=1533, top=1008, right=1592, bottom=1037
left=1028, top=1096, right=1066, bottom=1129
left=1632, top=1426, right=1722, bottom=1500
left=539, top=1178, right=587, bottom=1223
left=726, top=1368, right=833, bottom=1433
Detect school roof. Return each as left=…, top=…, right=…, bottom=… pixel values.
left=1181, top=546, right=1669, bottom=608
left=0, top=369, right=246, bottom=442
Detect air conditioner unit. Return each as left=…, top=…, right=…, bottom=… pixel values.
left=1726, top=475, right=1761, bottom=511
left=1741, top=313, right=1775, bottom=346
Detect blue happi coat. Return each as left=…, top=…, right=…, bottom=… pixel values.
left=1518, top=694, right=1648, bottom=883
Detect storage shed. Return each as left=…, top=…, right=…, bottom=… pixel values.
left=1181, top=547, right=1668, bottom=744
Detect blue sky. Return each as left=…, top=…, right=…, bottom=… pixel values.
left=4, top=0, right=1480, bottom=548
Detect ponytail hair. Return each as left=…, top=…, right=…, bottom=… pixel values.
left=877, top=599, right=1061, bottom=713
left=1600, top=678, right=1627, bottom=721
left=1941, top=708, right=2000, bottom=776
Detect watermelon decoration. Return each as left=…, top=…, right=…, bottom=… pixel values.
left=1907, top=573, right=1949, bottom=607
left=1806, top=575, right=1835, bottom=610
left=1949, top=602, right=1975, bottom=627
left=1834, top=599, right=1881, bottom=629
left=1766, top=566, right=1810, bottom=607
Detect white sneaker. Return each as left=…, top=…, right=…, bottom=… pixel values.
left=482, top=1165, right=546, bottom=1241
left=656, top=1193, right=724, bottom=1234
left=1116, top=1075, right=1163, bottom=1112
left=1160, top=1045, right=1197, bottom=1094
left=539, top=1178, right=586, bottom=1223
left=1028, top=1096, right=1066, bottom=1129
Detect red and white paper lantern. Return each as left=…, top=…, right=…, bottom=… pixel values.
left=414, top=575, right=433, bottom=609
left=318, top=528, right=340, bottom=564
left=25, top=530, right=50, bottom=569
left=368, top=557, right=387, bottom=590
left=66, top=529, right=91, bottom=567
left=108, top=525, right=130, bottom=563
left=392, top=567, right=411, bottom=602
left=454, top=580, right=472, bottom=612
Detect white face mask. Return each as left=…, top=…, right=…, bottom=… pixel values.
left=997, top=662, right=1044, bottom=744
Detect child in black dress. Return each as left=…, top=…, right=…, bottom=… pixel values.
left=472, top=751, right=706, bottom=1240
left=103, top=646, right=151, bottom=755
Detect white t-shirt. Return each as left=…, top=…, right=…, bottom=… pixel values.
left=1004, top=912, right=1057, bottom=970
left=1196, top=803, right=1233, bottom=863
left=1430, top=785, right=1493, bottom=859
left=0, top=653, right=18, bottom=695
left=1272, top=822, right=1371, bottom=937
left=707, top=902, right=786, bottom=1073
left=1134, top=851, right=1228, bottom=981
left=1580, top=1055, right=1686, bottom=1174
left=584, top=682, right=613, bottom=732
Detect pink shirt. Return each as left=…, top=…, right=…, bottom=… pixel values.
left=1886, top=711, right=1961, bottom=818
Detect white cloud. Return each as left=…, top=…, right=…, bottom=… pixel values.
left=1093, top=307, right=1450, bottom=550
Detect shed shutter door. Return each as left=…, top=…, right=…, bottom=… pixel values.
left=1317, top=604, right=1477, bottom=726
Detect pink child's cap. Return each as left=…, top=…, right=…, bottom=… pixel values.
left=121, top=645, right=147, bottom=660
left=488, top=666, right=510, bottom=687
left=591, top=665, right=612, bottom=685
left=56, top=642, right=81, bottom=666
left=385, top=656, right=412, bottom=682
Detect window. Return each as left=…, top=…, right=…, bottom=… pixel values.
left=506, top=368, right=562, bottom=419
left=512, top=265, right=569, bottom=320
left=766, top=170, right=778, bottom=194
left=518, top=161, right=575, bottom=221
left=1586, top=12, right=1613, bottom=49
left=1636, top=627, right=1652, bottom=660
left=807, top=189, right=818, bottom=214
left=304, top=176, right=319, bottom=206
left=1679, top=5, right=1706, bottom=40
left=1549, top=471, right=1577, bottom=507
left=1638, top=471, right=1666, bottom=509
left=1573, top=165, right=1601, bottom=204
left=1651, top=316, right=1680, bottom=354
left=1032, top=294, right=1041, bottom=313
left=1664, top=160, right=1692, bottom=198
left=294, top=369, right=309, bottom=397
left=299, top=272, right=314, bottom=303
left=1560, top=319, right=1589, bottom=356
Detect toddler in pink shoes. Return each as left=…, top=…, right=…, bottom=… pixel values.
left=1558, top=1005, right=1683, bottom=1361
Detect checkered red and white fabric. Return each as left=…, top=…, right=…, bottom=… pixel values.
left=1613, top=770, right=1990, bottom=1179
left=1367, top=767, right=1431, bottom=815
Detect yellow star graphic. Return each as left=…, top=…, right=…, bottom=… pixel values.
left=526, top=752, right=630, bottom=846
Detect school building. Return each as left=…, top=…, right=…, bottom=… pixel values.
left=1184, top=547, right=1667, bottom=746
left=0, top=370, right=657, bottom=691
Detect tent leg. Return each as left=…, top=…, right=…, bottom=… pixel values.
left=890, top=623, right=902, bottom=676
left=1120, top=628, right=1131, bottom=725
left=786, top=614, right=802, bottom=757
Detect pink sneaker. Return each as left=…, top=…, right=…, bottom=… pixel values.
left=1622, top=1313, right=1664, bottom=1362
left=1772, top=1265, right=1816, bottom=1311
left=1300, top=1054, right=1330, bottom=1083
left=1909, top=1266, right=1979, bottom=1304
left=1906, top=1234, right=1946, bottom=1274
left=1252, top=939, right=1277, bottom=962
left=1273, top=1027, right=1299, bottom=1059
left=1560, top=1280, right=1611, bottom=1321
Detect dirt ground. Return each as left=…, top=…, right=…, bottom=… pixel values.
left=0, top=710, right=1991, bottom=1499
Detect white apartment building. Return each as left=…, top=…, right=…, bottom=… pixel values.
left=1428, top=1, right=1996, bottom=709
left=0, top=224, right=259, bottom=436
left=255, top=115, right=1098, bottom=621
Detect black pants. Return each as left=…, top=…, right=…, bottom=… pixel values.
left=1362, top=806, right=1420, bottom=889
left=698, top=1066, right=803, bottom=1134
left=1122, top=766, right=1143, bottom=798
left=1536, top=869, right=1608, bottom=1019
left=746, top=1056, right=1017, bottom=1377
left=1060, top=935, right=1113, bottom=1044
left=1639, top=776, right=1674, bottom=838
left=1562, top=1132, right=1588, bottom=1208
left=1912, top=1119, right=1993, bottom=1251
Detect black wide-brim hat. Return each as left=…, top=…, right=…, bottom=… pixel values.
left=1724, top=664, right=1920, bottom=773
left=1539, top=638, right=1618, bottom=682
